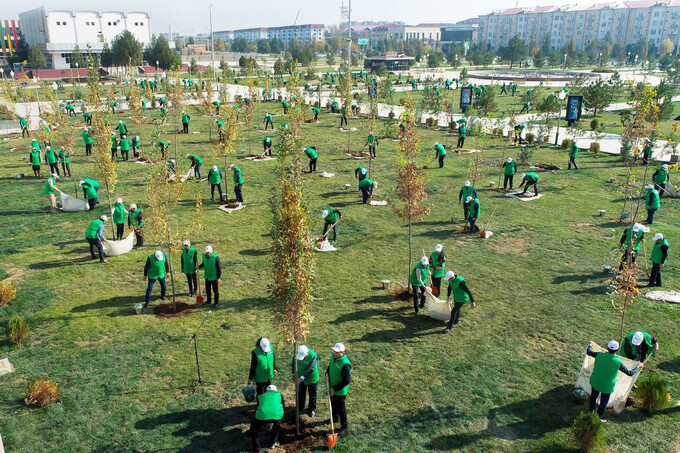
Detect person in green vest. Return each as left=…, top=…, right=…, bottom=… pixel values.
left=303, top=147, right=318, bottom=173
left=232, top=104, right=240, bottom=121
left=263, top=136, right=273, bottom=156
left=359, top=178, right=377, bottom=204
left=411, top=256, right=430, bottom=314
left=80, top=178, right=100, bottom=210
left=65, top=103, right=76, bottom=117
left=458, top=181, right=477, bottom=220
left=250, top=384, right=285, bottom=452
left=159, top=97, right=166, bottom=107
left=321, top=208, right=342, bottom=242
left=281, top=99, right=289, bottom=114
left=513, top=123, right=526, bottom=145
left=230, top=164, right=244, bottom=203
left=326, top=342, right=351, bottom=436
left=519, top=172, right=539, bottom=196
left=292, top=345, right=319, bottom=418
left=520, top=100, right=531, bottom=114
left=330, top=100, right=339, bottom=114
left=351, top=101, right=358, bottom=116
left=457, top=123, right=467, bottom=149
left=644, top=184, right=660, bottom=224
left=45, top=146, right=59, bottom=176
left=186, top=154, right=203, bottom=179
left=466, top=196, right=481, bottom=234
left=110, top=100, right=118, bottom=114
left=30, top=138, right=41, bottom=154
left=29, top=147, right=41, bottom=177
left=82, top=111, right=92, bottom=125
left=44, top=173, right=60, bottom=213
left=434, top=142, right=447, bottom=169
left=623, top=331, right=659, bottom=363
left=110, top=132, right=119, bottom=160
left=502, top=158, right=517, bottom=190
left=429, top=244, right=446, bottom=296
left=642, top=139, right=653, bottom=164
left=110, top=198, right=127, bottom=240
left=618, top=223, right=644, bottom=271
left=367, top=131, right=378, bottom=158
left=445, top=78, right=451, bottom=90
left=143, top=250, right=169, bottom=307
left=19, top=117, right=29, bottom=137
left=128, top=204, right=144, bottom=247
left=132, top=135, right=141, bottom=158
left=82, top=128, right=93, bottom=156
left=586, top=340, right=641, bottom=420
left=355, top=166, right=368, bottom=189
left=141, top=99, right=147, bottom=110
left=58, top=146, right=71, bottom=178
left=263, top=112, right=274, bottom=130
left=248, top=337, right=278, bottom=395
left=568, top=141, right=579, bottom=170
left=412, top=79, right=417, bottom=91
left=500, top=82, right=508, bottom=95
left=42, top=121, right=51, bottom=147
left=85, top=215, right=108, bottom=263
left=443, top=271, right=476, bottom=333
left=311, top=106, right=321, bottom=121
left=117, top=120, right=127, bottom=137
left=181, top=111, right=190, bottom=134
left=652, top=164, right=670, bottom=198
left=215, top=118, right=226, bottom=143
left=198, top=245, right=221, bottom=306
left=181, top=240, right=198, bottom=296
left=339, top=105, right=348, bottom=127
left=119, top=135, right=131, bottom=162
left=207, top=166, right=224, bottom=201
left=647, top=233, right=669, bottom=287
left=157, top=140, right=169, bottom=159
left=212, top=100, right=220, bottom=115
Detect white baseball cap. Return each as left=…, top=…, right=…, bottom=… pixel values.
left=52, top=173, right=59, bottom=179
left=119, top=120, right=123, bottom=124
left=645, top=184, right=654, bottom=190
left=434, top=142, right=439, bottom=146
left=331, top=342, right=345, bottom=352
left=185, top=154, right=191, bottom=158
left=136, top=135, right=140, bottom=140
left=205, top=245, right=213, bottom=253
left=652, top=233, right=664, bottom=241
left=464, top=180, right=470, bottom=187
left=421, top=256, right=429, bottom=265
left=507, top=157, right=513, bottom=163
left=230, top=164, right=235, bottom=169
left=434, top=244, right=443, bottom=253
left=184, top=240, right=191, bottom=246
left=116, top=198, right=123, bottom=204
left=260, top=337, right=272, bottom=353
left=662, top=164, right=668, bottom=170
left=632, top=331, right=644, bottom=346
left=130, top=204, right=137, bottom=210
left=322, top=210, right=329, bottom=219
left=212, top=165, right=218, bottom=171
left=100, top=215, right=108, bottom=221
left=373, top=181, right=378, bottom=188
left=266, top=384, right=278, bottom=392
left=466, top=196, right=474, bottom=203
left=296, top=345, right=309, bottom=360
left=444, top=270, right=455, bottom=281
left=521, top=173, right=526, bottom=179
left=608, top=340, right=620, bottom=351
left=632, top=223, right=642, bottom=232
left=154, top=250, right=163, bottom=260
left=46, top=145, right=51, bottom=150
left=361, top=168, right=367, bottom=174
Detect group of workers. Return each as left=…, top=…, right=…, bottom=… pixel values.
left=618, top=223, right=670, bottom=287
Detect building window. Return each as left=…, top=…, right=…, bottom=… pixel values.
left=140, top=22, right=144, bottom=26
left=108, top=22, right=112, bottom=26
left=56, top=21, right=61, bottom=25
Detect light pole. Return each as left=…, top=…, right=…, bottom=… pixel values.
left=634, top=54, right=638, bottom=75
left=455, top=53, right=459, bottom=69
left=563, top=53, right=568, bottom=69
left=9, top=70, right=17, bottom=100
left=155, top=60, right=159, bottom=83
left=598, top=52, right=603, bottom=69
left=554, top=90, right=567, bottom=146
left=210, top=4, right=215, bottom=84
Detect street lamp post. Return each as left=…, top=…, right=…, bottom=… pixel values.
left=155, top=60, right=159, bottom=83
left=9, top=70, right=17, bottom=100
left=598, top=52, right=603, bottom=69
left=209, top=4, right=215, bottom=84
left=563, top=53, right=568, bottom=69
left=554, top=90, right=568, bottom=146
left=634, top=54, right=638, bottom=75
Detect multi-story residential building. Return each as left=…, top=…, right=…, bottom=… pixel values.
left=478, top=0, right=680, bottom=51
left=18, top=7, right=151, bottom=69
left=217, top=24, right=325, bottom=46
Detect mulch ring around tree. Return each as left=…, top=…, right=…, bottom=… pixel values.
left=277, top=418, right=323, bottom=452
left=153, top=302, right=194, bottom=318
left=220, top=199, right=241, bottom=209
left=346, top=151, right=370, bottom=159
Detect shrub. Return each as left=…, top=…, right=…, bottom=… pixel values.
left=7, top=315, right=28, bottom=344
left=574, top=411, right=607, bottom=452
left=562, top=138, right=573, bottom=149
left=526, top=133, right=535, bottom=144
left=517, top=147, right=534, bottom=165
left=590, top=142, right=601, bottom=153
left=25, top=379, right=59, bottom=408
left=388, top=111, right=395, bottom=120
left=0, top=282, right=17, bottom=307
left=590, top=118, right=599, bottom=131
left=635, top=375, right=671, bottom=413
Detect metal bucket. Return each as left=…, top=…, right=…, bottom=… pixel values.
left=489, top=181, right=495, bottom=187
left=609, top=177, right=616, bottom=183
left=599, top=209, right=606, bottom=216
left=133, top=303, right=143, bottom=315
left=382, top=279, right=391, bottom=290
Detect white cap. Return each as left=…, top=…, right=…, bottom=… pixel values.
left=444, top=270, right=455, bottom=281
left=331, top=342, right=345, bottom=352
left=79, top=180, right=85, bottom=186
left=260, top=337, right=272, bottom=352
left=321, top=210, right=329, bottom=219
left=100, top=215, right=108, bottom=221
left=205, top=245, right=213, bottom=253
left=434, top=142, right=439, bottom=146
left=136, top=135, right=140, bottom=140
left=521, top=173, right=526, bottom=179
left=645, top=184, right=654, bottom=190
left=170, top=159, right=175, bottom=163
left=122, top=134, right=126, bottom=138
left=266, top=384, right=278, bottom=392
left=212, top=165, right=218, bottom=171
left=230, top=164, right=235, bottom=169
left=116, top=198, right=123, bottom=204
left=434, top=244, right=443, bottom=252
left=464, top=181, right=471, bottom=187
left=466, top=196, right=473, bottom=203
left=60, top=146, right=65, bottom=149
left=421, top=256, right=429, bottom=265
left=154, top=250, right=163, bottom=260
left=46, top=145, right=51, bottom=150
left=52, top=173, right=59, bottom=179
left=296, top=345, right=309, bottom=360
left=632, top=331, right=644, bottom=346
left=184, top=240, right=191, bottom=246
left=130, top=203, right=137, bottom=210
left=632, top=223, right=642, bottom=232
left=608, top=340, right=620, bottom=351
left=652, top=233, right=664, bottom=241
left=662, top=164, right=668, bottom=170
left=119, top=120, right=123, bottom=123
left=83, top=128, right=88, bottom=131
left=186, top=154, right=191, bottom=158
left=361, top=168, right=367, bottom=174
left=373, top=181, right=378, bottom=188
left=507, top=157, right=513, bottom=163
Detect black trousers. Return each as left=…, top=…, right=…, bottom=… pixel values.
left=330, top=395, right=348, bottom=430
left=446, top=302, right=465, bottom=329
left=642, top=153, right=651, bottom=164
left=646, top=208, right=656, bottom=224
left=205, top=279, right=219, bottom=305
left=520, top=106, right=529, bottom=114
left=87, top=238, right=105, bottom=262
left=432, top=277, right=442, bottom=295
left=314, top=112, right=318, bottom=121
left=522, top=183, right=538, bottom=196
left=87, top=198, right=98, bottom=210
left=504, top=174, right=514, bottom=190
left=649, top=263, right=662, bottom=287
left=298, top=381, right=318, bottom=413
left=369, top=145, right=376, bottom=157
left=133, top=146, right=139, bottom=158
left=122, top=150, right=129, bottom=161
left=265, top=120, right=273, bottom=130
left=86, top=116, right=92, bottom=125
left=134, top=229, right=144, bottom=247
left=463, top=202, right=469, bottom=220
left=22, top=127, right=29, bottom=137
left=186, top=273, right=197, bottom=294
left=438, top=155, right=445, bottom=168
left=589, top=390, right=611, bottom=418
left=256, top=381, right=271, bottom=396
left=61, top=162, right=71, bottom=177
left=115, top=223, right=124, bottom=240
left=457, top=136, right=465, bottom=148
left=568, top=156, right=579, bottom=170
left=469, top=216, right=479, bottom=233
left=654, top=182, right=666, bottom=198
left=619, top=250, right=637, bottom=271
left=500, top=88, right=507, bottom=94
left=413, top=286, right=425, bottom=313
left=340, top=116, right=348, bottom=127
left=111, top=149, right=118, bottom=160
left=183, top=122, right=189, bottom=133
left=250, top=418, right=280, bottom=452
left=210, top=183, right=223, bottom=201
left=85, top=143, right=92, bottom=155
left=361, top=187, right=373, bottom=204
left=322, top=221, right=337, bottom=241
left=234, top=184, right=244, bottom=203
left=48, top=162, right=59, bottom=175
left=309, top=158, right=317, bottom=172
left=264, top=145, right=272, bottom=156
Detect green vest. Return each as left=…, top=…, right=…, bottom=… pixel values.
left=654, top=169, right=669, bottom=185
left=646, top=190, right=660, bottom=210
left=569, top=144, right=578, bottom=158
left=297, top=349, right=319, bottom=384
left=217, top=120, right=225, bottom=130
left=623, top=227, right=644, bottom=251
left=329, top=354, right=351, bottom=396
left=132, top=136, right=140, bottom=147
left=120, top=138, right=130, bottom=151
left=190, top=155, right=203, bottom=164
left=117, top=123, right=127, bottom=134
left=31, top=140, right=41, bottom=151
left=651, top=239, right=669, bottom=264
left=305, top=148, right=318, bottom=159
left=625, top=332, right=654, bottom=358
left=43, top=177, right=56, bottom=195
left=147, top=253, right=166, bottom=280
left=359, top=178, right=374, bottom=190
left=233, top=167, right=243, bottom=184
left=29, top=151, right=41, bottom=165
left=325, top=209, right=338, bottom=224
left=45, top=150, right=57, bottom=164
left=469, top=199, right=481, bottom=218
left=525, top=172, right=539, bottom=183
left=252, top=347, right=275, bottom=383
left=430, top=252, right=445, bottom=278
left=59, top=149, right=70, bottom=163
left=643, top=145, right=653, bottom=157
left=357, top=167, right=368, bottom=181
left=202, top=253, right=219, bottom=281
left=209, top=168, right=221, bottom=184
left=410, top=262, right=430, bottom=287
left=129, top=209, right=144, bottom=227
left=83, top=112, right=91, bottom=118
left=504, top=162, right=516, bottom=175
left=82, top=131, right=93, bottom=145
left=85, top=219, right=103, bottom=239
left=264, top=137, right=272, bottom=146
left=265, top=114, right=273, bottom=122
left=368, top=134, right=376, bottom=145
left=449, top=275, right=470, bottom=303
left=111, top=136, right=118, bottom=149
left=435, top=144, right=446, bottom=156
left=255, top=390, right=284, bottom=421
left=461, top=185, right=475, bottom=201
left=112, top=203, right=126, bottom=224
left=312, top=107, right=320, bottom=114
left=83, top=183, right=98, bottom=200
left=182, top=113, right=190, bottom=124
left=182, top=247, right=197, bottom=274
left=590, top=352, right=622, bottom=394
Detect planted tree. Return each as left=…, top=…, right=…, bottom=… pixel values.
left=583, top=79, right=613, bottom=117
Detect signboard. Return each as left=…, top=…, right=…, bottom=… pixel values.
left=566, top=95, right=583, bottom=122
left=460, top=87, right=473, bottom=111
left=357, top=38, right=369, bottom=46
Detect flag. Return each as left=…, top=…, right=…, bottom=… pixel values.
left=6, top=22, right=12, bottom=57
left=0, top=21, right=5, bottom=58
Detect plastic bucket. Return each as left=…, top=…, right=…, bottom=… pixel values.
left=382, top=280, right=390, bottom=290
left=489, top=181, right=495, bottom=187
left=133, top=303, right=143, bottom=315
left=599, top=209, right=606, bottom=216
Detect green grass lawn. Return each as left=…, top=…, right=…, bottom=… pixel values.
left=0, top=97, right=679, bottom=453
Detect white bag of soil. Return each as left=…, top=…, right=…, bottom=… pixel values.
left=102, top=232, right=135, bottom=256
left=315, top=239, right=337, bottom=252
left=424, top=290, right=451, bottom=321
left=60, top=191, right=89, bottom=212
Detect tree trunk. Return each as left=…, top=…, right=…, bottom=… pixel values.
left=105, top=182, right=115, bottom=237
left=293, top=342, right=300, bottom=435
left=167, top=244, right=177, bottom=313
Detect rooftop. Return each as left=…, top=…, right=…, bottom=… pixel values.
left=483, top=0, right=679, bottom=16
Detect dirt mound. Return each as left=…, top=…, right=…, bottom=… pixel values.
left=347, top=151, right=369, bottom=158
left=392, top=286, right=411, bottom=301
left=153, top=302, right=194, bottom=318
left=278, top=419, right=323, bottom=452
left=220, top=200, right=241, bottom=208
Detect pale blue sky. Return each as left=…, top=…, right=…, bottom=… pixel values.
left=8, top=0, right=601, bottom=35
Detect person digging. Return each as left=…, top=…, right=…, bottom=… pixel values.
left=143, top=250, right=168, bottom=307
left=513, top=123, right=525, bottom=145
left=623, top=331, right=659, bottom=363
left=263, top=136, right=273, bottom=156
left=248, top=337, right=278, bottom=396
left=181, top=240, right=199, bottom=297
left=466, top=196, right=481, bottom=234
left=459, top=181, right=478, bottom=221
left=198, top=245, right=221, bottom=306
left=85, top=215, right=108, bottom=263
left=207, top=165, right=224, bottom=202
left=186, top=154, right=203, bottom=180
left=410, top=256, right=431, bottom=315
left=618, top=223, right=644, bottom=271
left=128, top=204, right=144, bottom=248
left=293, top=345, right=319, bottom=418
left=429, top=244, right=446, bottom=296
left=518, top=173, right=539, bottom=197
left=230, top=164, right=244, bottom=204
left=443, top=271, right=475, bottom=333
left=250, top=384, right=285, bottom=453
left=303, top=147, right=318, bottom=173
left=312, top=106, right=321, bottom=121
left=647, top=233, right=669, bottom=287
left=586, top=340, right=642, bottom=421
left=644, top=184, right=660, bottom=224
left=434, top=142, right=447, bottom=169
left=652, top=164, right=670, bottom=198
left=457, top=122, right=467, bottom=149
left=44, top=173, right=60, bottom=213
left=80, top=178, right=101, bottom=210
left=321, top=208, right=341, bottom=243
left=359, top=178, right=377, bottom=204
left=326, top=342, right=352, bottom=438
left=111, top=198, right=127, bottom=240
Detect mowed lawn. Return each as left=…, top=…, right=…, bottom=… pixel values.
left=0, top=98, right=678, bottom=453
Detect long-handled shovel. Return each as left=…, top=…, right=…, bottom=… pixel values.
left=421, top=156, right=438, bottom=170
left=196, top=273, right=205, bottom=305
left=479, top=205, right=499, bottom=239
left=326, top=375, right=338, bottom=448
left=317, top=220, right=339, bottom=243
left=642, top=240, right=651, bottom=279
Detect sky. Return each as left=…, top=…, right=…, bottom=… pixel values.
left=6, top=0, right=604, bottom=35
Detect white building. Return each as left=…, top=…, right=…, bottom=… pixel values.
left=19, top=7, right=151, bottom=69
left=369, top=23, right=444, bottom=42
left=223, top=24, right=325, bottom=46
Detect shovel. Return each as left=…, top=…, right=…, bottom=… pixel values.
left=317, top=220, right=339, bottom=243
left=326, top=374, right=338, bottom=448
left=479, top=205, right=499, bottom=239
left=422, top=156, right=438, bottom=170
left=196, top=274, right=205, bottom=304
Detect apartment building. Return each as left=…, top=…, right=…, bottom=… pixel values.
left=218, top=24, right=325, bottom=46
